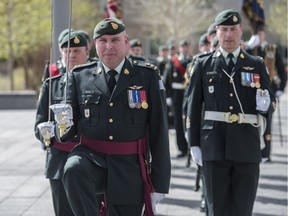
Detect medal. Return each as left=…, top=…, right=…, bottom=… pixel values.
left=128, top=90, right=136, bottom=108
left=246, top=72, right=251, bottom=86
left=140, top=90, right=148, bottom=109
left=254, top=74, right=260, bottom=88
left=250, top=73, right=255, bottom=88
left=135, top=90, right=142, bottom=109
left=241, top=72, right=246, bottom=86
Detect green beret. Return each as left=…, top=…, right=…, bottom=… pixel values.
left=207, top=23, right=216, bottom=36
left=58, top=28, right=74, bottom=43
left=76, top=30, right=91, bottom=43
left=199, top=33, right=209, bottom=46
left=60, top=32, right=87, bottom=48
left=179, top=39, right=191, bottom=47
left=93, top=18, right=125, bottom=39
left=214, top=9, right=241, bottom=26
left=129, top=39, right=142, bottom=47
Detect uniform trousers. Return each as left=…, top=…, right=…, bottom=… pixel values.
left=261, top=113, right=272, bottom=159
left=171, top=89, right=188, bottom=154
left=49, top=179, right=74, bottom=216
left=63, top=154, right=144, bottom=216
left=203, top=160, right=259, bottom=216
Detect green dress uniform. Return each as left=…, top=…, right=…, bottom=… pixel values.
left=59, top=58, right=171, bottom=216
left=35, top=73, right=76, bottom=216
left=186, top=48, right=275, bottom=216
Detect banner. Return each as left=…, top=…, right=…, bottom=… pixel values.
left=105, top=0, right=123, bottom=21
left=242, top=0, right=265, bottom=33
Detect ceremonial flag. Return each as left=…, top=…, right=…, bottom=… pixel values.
left=242, top=0, right=265, bottom=33
left=105, top=0, right=123, bottom=21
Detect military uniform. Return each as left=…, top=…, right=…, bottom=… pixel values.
left=186, top=10, right=275, bottom=216
left=247, top=38, right=287, bottom=160
left=169, top=40, right=192, bottom=157
left=35, top=31, right=89, bottom=216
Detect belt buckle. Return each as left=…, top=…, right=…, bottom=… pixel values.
left=229, top=114, right=239, bottom=123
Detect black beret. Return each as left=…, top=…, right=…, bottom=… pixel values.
left=60, top=32, right=87, bottom=48
left=58, top=28, right=75, bottom=43
left=214, top=9, right=241, bottom=26
left=207, top=23, right=216, bottom=36
left=93, top=18, right=125, bottom=39
left=129, top=39, right=142, bottom=47
left=199, top=33, right=210, bottom=46
left=179, top=39, right=191, bottom=47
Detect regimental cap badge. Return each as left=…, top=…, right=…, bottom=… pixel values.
left=111, top=22, right=118, bottom=30
left=74, top=36, right=80, bottom=44
left=233, top=15, right=238, bottom=23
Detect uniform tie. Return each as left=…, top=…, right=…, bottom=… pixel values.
left=108, top=70, right=117, bottom=93
left=227, top=53, right=235, bottom=72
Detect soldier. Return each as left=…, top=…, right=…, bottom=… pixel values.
left=53, top=18, right=171, bottom=216
left=186, top=9, right=275, bottom=216
left=169, top=39, right=192, bottom=158
left=34, top=32, right=90, bottom=216
left=246, top=26, right=287, bottom=161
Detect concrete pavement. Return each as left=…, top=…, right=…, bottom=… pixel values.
left=0, top=90, right=287, bottom=216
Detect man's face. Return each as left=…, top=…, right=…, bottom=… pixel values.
left=95, top=32, right=128, bottom=69
left=61, top=47, right=89, bottom=71
left=130, top=46, right=143, bottom=56
left=216, top=24, right=243, bottom=52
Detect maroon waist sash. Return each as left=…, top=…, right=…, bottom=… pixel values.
left=81, top=136, right=155, bottom=216
left=52, top=141, right=78, bottom=152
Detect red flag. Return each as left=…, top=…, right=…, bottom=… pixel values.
left=105, top=0, right=123, bottom=21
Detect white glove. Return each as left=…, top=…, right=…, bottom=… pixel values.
left=166, top=97, right=173, bottom=106
left=275, top=90, right=283, bottom=98
left=150, top=192, right=165, bottom=215
left=256, top=89, right=270, bottom=112
left=190, top=146, right=203, bottom=166
left=246, top=34, right=260, bottom=49
left=37, top=121, right=55, bottom=147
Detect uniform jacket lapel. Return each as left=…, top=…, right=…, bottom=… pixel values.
left=212, top=49, right=228, bottom=72
left=111, top=58, right=136, bottom=100
left=234, top=50, right=246, bottom=73
left=91, top=63, right=110, bottom=97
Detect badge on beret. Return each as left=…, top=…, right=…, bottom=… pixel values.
left=74, top=36, right=80, bottom=44
left=233, top=15, right=238, bottom=23
left=111, top=22, right=118, bottom=30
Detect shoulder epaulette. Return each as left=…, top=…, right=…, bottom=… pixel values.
left=132, top=60, right=158, bottom=70
left=72, top=61, right=98, bottom=72
left=43, top=73, right=62, bottom=83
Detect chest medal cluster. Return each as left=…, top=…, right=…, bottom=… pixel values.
left=241, top=72, right=261, bottom=88
left=127, top=86, right=148, bottom=109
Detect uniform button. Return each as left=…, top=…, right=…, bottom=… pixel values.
left=229, top=106, right=233, bottom=110
left=230, top=93, right=233, bottom=97
left=109, top=118, right=113, bottom=123
left=109, top=136, right=113, bottom=140
left=109, top=102, right=113, bottom=107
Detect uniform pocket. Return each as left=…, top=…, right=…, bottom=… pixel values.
left=80, top=91, right=101, bottom=125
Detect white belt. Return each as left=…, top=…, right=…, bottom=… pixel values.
left=171, top=82, right=185, bottom=90
left=204, top=111, right=258, bottom=124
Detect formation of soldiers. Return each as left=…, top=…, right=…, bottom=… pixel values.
left=34, top=9, right=286, bottom=216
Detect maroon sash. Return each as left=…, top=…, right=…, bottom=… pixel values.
left=81, top=136, right=155, bottom=216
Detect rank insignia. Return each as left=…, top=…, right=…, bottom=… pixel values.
left=186, top=117, right=191, bottom=129
left=111, top=22, right=118, bottom=30
left=74, top=36, right=80, bottom=44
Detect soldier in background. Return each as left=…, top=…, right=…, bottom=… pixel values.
left=35, top=32, right=90, bottom=216
left=246, top=26, right=287, bottom=162
left=169, top=39, right=192, bottom=158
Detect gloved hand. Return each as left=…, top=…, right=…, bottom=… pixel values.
left=190, top=146, right=203, bottom=166
left=256, top=89, right=270, bottom=112
left=166, top=97, right=173, bottom=106
left=275, top=90, right=284, bottom=98
left=37, top=121, right=55, bottom=148
left=150, top=192, right=165, bottom=215
left=246, top=34, right=260, bottom=49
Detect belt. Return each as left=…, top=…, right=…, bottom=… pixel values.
left=171, top=82, right=185, bottom=90
left=81, top=136, right=155, bottom=216
left=204, top=111, right=258, bottom=124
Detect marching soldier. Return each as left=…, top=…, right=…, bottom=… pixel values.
left=35, top=32, right=90, bottom=216
left=169, top=39, right=192, bottom=158
left=246, top=26, right=287, bottom=161
left=186, top=9, right=275, bottom=216
left=53, top=18, right=171, bottom=216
